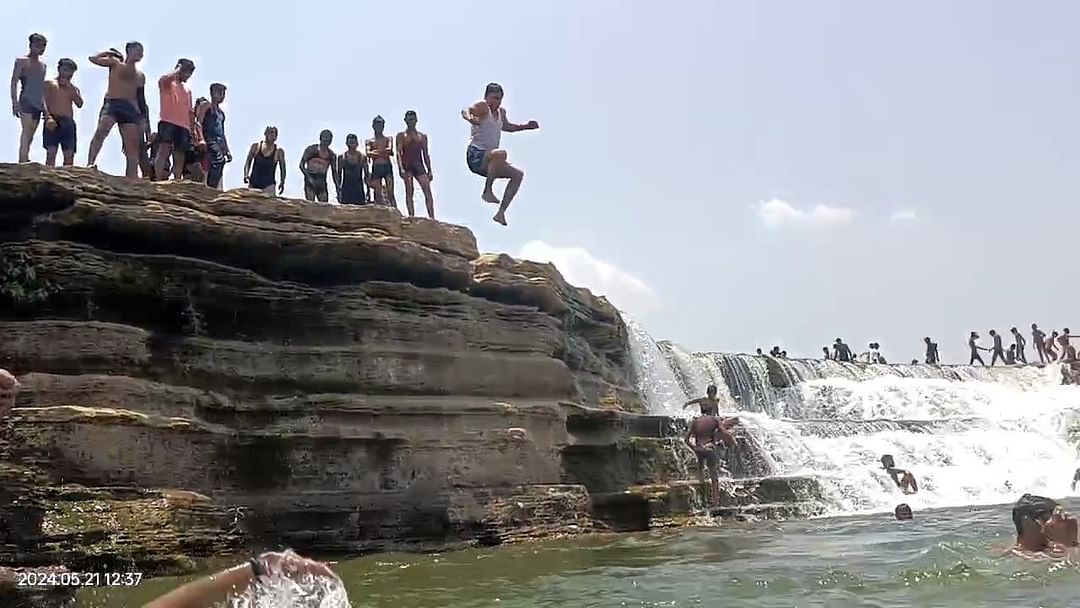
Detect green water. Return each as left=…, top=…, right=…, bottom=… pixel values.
left=81, top=500, right=1080, bottom=607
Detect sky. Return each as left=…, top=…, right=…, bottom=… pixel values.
left=3, top=0, right=1078, bottom=365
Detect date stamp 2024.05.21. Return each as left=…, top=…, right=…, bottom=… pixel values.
left=15, top=570, right=144, bottom=588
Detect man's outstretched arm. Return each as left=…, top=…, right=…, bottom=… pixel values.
left=501, top=109, right=539, bottom=133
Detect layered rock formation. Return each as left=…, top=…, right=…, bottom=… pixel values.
left=0, top=164, right=816, bottom=595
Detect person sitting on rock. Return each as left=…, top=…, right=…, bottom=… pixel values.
left=684, top=415, right=739, bottom=508
left=0, top=368, right=19, bottom=420
left=881, top=454, right=918, bottom=494
left=683, top=384, right=721, bottom=416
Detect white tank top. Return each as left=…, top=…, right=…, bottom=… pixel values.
left=469, top=106, right=502, bottom=151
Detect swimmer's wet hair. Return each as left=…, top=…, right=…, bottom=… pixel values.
left=57, top=58, right=77, bottom=71
left=29, top=33, right=47, bottom=46
left=1012, top=493, right=1058, bottom=536
left=485, top=82, right=503, bottom=96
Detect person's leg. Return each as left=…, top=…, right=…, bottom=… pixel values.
left=171, top=147, right=187, bottom=181
left=991, top=349, right=1001, bottom=366
left=1018, top=346, right=1027, bottom=364
left=44, top=143, right=58, bottom=167
left=206, top=143, right=225, bottom=189
left=60, top=119, right=77, bottom=166
left=118, top=123, right=141, bottom=178
left=369, top=176, right=383, bottom=204
left=87, top=113, right=116, bottom=167
left=481, top=150, right=507, bottom=204
left=304, top=180, right=316, bottom=202
left=18, top=112, right=40, bottom=163
left=384, top=174, right=396, bottom=207
left=403, top=173, right=416, bottom=216
left=417, top=173, right=434, bottom=219
left=486, top=160, right=524, bottom=226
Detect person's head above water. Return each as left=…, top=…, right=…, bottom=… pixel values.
left=880, top=454, right=896, bottom=469
left=706, top=385, right=717, bottom=398
left=1013, top=494, right=1061, bottom=550
left=895, top=503, right=913, bottom=520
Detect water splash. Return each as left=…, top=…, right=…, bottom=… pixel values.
left=228, top=551, right=351, bottom=608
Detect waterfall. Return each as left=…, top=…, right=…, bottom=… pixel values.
left=624, top=317, right=1080, bottom=516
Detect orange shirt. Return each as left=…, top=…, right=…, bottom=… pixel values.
left=159, top=76, right=192, bottom=129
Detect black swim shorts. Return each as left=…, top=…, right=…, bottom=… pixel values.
left=103, top=98, right=142, bottom=125
left=42, top=116, right=77, bottom=152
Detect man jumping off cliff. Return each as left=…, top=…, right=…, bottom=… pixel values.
left=462, top=82, right=539, bottom=226
left=685, top=415, right=739, bottom=508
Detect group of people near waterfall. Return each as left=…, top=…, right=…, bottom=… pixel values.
left=10, top=34, right=539, bottom=225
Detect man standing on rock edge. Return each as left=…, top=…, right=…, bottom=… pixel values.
left=197, top=83, right=230, bottom=190
left=86, top=43, right=148, bottom=178
left=10, top=33, right=49, bottom=164
left=42, top=58, right=83, bottom=167
left=685, top=415, right=739, bottom=509
left=154, top=59, right=196, bottom=181
left=462, top=82, right=539, bottom=226
left=0, top=369, right=19, bottom=420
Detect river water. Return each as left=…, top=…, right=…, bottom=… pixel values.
left=83, top=499, right=1080, bottom=607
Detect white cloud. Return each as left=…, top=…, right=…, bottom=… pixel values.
left=890, top=209, right=917, bottom=221
left=755, top=199, right=856, bottom=228
left=516, top=241, right=661, bottom=317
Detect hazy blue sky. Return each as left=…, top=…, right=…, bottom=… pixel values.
left=4, top=1, right=1078, bottom=364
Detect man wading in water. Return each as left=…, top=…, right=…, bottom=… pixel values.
left=299, top=129, right=339, bottom=203
left=10, top=33, right=48, bottom=164
left=396, top=110, right=435, bottom=218
left=462, top=82, right=539, bottom=226
left=683, top=384, right=722, bottom=416
left=243, top=126, right=285, bottom=195
left=685, top=415, right=739, bottom=508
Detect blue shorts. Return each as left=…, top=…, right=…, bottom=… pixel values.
left=19, top=100, right=43, bottom=120
left=466, top=145, right=487, bottom=177
left=42, top=116, right=77, bottom=152
left=103, top=98, right=141, bottom=126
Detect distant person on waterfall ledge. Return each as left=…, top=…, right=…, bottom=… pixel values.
left=462, top=82, right=539, bottom=226
left=924, top=336, right=940, bottom=365
left=683, top=384, right=721, bottom=416
left=685, top=415, right=739, bottom=508
left=881, top=455, right=918, bottom=494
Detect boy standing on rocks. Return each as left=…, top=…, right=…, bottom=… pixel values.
left=10, top=33, right=49, bottom=163
left=42, top=58, right=83, bottom=167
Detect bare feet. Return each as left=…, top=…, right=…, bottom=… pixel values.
left=482, top=190, right=500, bottom=204
left=493, top=212, right=507, bottom=226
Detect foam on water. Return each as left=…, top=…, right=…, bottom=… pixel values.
left=625, top=317, right=1080, bottom=516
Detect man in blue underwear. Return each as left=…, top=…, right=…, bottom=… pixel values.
left=86, top=43, right=148, bottom=178
left=461, top=82, right=539, bottom=226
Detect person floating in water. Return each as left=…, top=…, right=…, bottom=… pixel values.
left=881, top=455, right=918, bottom=494
left=243, top=126, right=286, bottom=196
left=10, top=33, right=48, bottom=164
left=924, top=336, right=940, bottom=365
left=683, top=384, right=721, bottom=416
left=1011, top=327, right=1027, bottom=364
left=41, top=58, right=82, bottom=167
left=684, top=414, right=739, bottom=508
left=299, top=129, right=339, bottom=203
left=968, top=331, right=987, bottom=365
left=462, top=82, right=539, bottom=226
left=1011, top=493, right=1078, bottom=554
left=396, top=110, right=435, bottom=219
left=894, top=503, right=913, bottom=521
left=1032, top=323, right=1047, bottom=364
left=989, top=329, right=1007, bottom=366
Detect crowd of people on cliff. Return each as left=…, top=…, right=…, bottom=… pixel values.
left=10, top=34, right=540, bottom=226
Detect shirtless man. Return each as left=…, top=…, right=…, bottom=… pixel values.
left=366, top=116, right=396, bottom=207
left=684, top=415, right=739, bottom=507
left=86, top=43, right=148, bottom=178
left=1012, top=494, right=1079, bottom=554
left=395, top=110, right=435, bottom=218
left=10, top=33, right=48, bottom=163
left=1045, top=331, right=1060, bottom=362
left=968, top=331, right=987, bottom=365
left=462, top=82, right=539, bottom=226
left=1011, top=327, right=1027, bottom=364
left=1033, top=323, right=1047, bottom=363
left=880, top=455, right=919, bottom=494
left=924, top=336, right=940, bottom=365
left=243, top=126, right=286, bottom=195
left=299, top=130, right=339, bottom=203
left=154, top=59, right=196, bottom=181
left=42, top=58, right=83, bottom=167
left=683, top=384, right=722, bottom=416
left=989, top=329, right=1007, bottom=366
left=0, top=368, right=18, bottom=421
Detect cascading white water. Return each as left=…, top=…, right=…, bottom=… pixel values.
left=625, top=317, right=1080, bottom=516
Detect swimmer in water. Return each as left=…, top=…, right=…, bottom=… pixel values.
left=684, top=414, right=739, bottom=507
left=299, top=129, right=339, bottom=203
left=1012, top=493, right=1079, bottom=554
left=683, top=384, right=721, bottom=416
left=895, top=503, right=913, bottom=521
left=881, top=455, right=919, bottom=494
